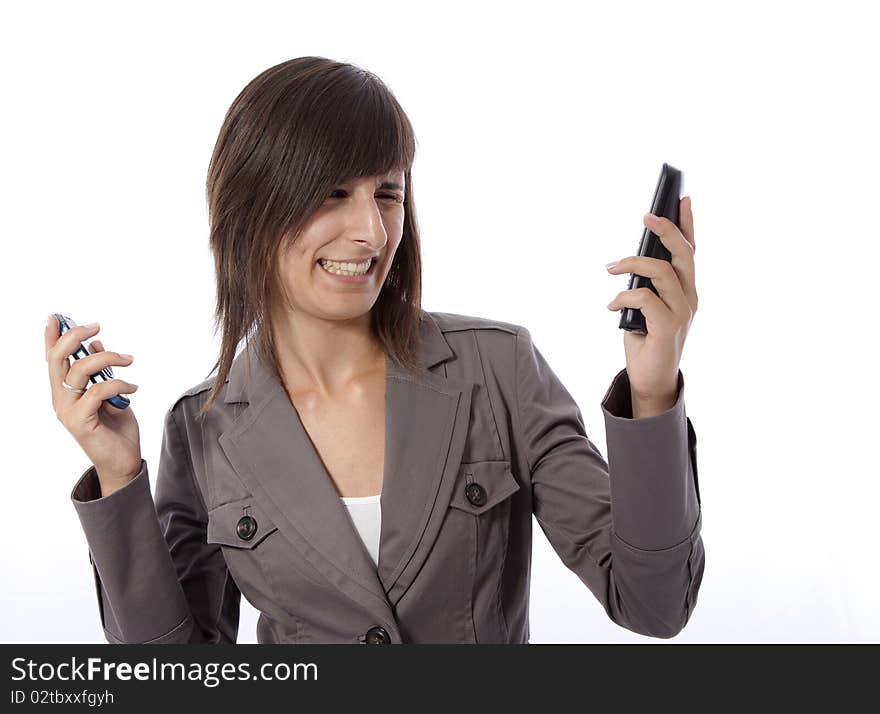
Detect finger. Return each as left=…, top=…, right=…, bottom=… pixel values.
left=606, top=256, right=691, bottom=320
left=67, top=346, right=134, bottom=392
left=44, top=314, right=60, bottom=359
left=47, top=322, right=101, bottom=409
left=88, top=339, right=113, bottom=376
left=642, top=213, right=697, bottom=311
left=71, top=378, right=139, bottom=420
left=46, top=321, right=100, bottom=366
left=606, top=287, right=676, bottom=335
left=679, top=196, right=695, bottom=251
left=43, top=313, right=68, bottom=362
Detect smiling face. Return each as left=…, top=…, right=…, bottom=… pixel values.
left=274, top=170, right=407, bottom=322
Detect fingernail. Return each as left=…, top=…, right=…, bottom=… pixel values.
left=46, top=314, right=54, bottom=328
left=119, top=353, right=134, bottom=360
left=605, top=261, right=619, bottom=270
left=84, top=322, right=99, bottom=329
left=645, top=213, right=659, bottom=222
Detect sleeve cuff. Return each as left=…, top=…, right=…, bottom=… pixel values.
left=70, top=459, right=191, bottom=643
left=71, top=460, right=147, bottom=505
left=600, top=367, right=701, bottom=550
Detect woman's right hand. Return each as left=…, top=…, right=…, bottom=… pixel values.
left=45, top=316, right=142, bottom=497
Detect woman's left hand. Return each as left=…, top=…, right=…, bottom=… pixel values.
left=605, top=196, right=698, bottom=414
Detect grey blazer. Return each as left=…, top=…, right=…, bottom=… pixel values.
left=70, top=310, right=704, bottom=644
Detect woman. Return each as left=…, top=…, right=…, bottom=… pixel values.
left=45, top=56, right=704, bottom=644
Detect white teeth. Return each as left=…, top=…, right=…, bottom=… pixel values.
left=319, top=257, right=372, bottom=275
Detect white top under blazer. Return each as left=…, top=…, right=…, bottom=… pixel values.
left=339, top=494, right=382, bottom=568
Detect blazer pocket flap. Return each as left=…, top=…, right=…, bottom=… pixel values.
left=207, top=497, right=279, bottom=549
left=449, top=460, right=521, bottom=515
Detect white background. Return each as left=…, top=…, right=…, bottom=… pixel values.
left=2, top=0, right=878, bottom=643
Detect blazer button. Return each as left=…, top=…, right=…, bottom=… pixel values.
left=465, top=482, right=487, bottom=507
left=365, top=626, right=391, bottom=644
left=236, top=515, right=258, bottom=541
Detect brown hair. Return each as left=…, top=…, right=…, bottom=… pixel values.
left=196, top=56, right=424, bottom=419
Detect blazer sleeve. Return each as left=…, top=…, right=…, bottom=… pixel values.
left=514, top=325, right=705, bottom=639
left=70, top=406, right=241, bottom=644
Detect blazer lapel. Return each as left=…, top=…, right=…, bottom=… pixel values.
left=217, top=313, right=475, bottom=627
left=379, top=352, right=475, bottom=605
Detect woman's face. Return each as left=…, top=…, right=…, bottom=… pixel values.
left=275, top=170, right=406, bottom=322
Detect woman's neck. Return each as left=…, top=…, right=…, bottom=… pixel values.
left=271, top=310, right=385, bottom=397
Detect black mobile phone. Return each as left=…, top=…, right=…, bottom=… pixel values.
left=53, top=313, right=131, bottom=409
left=618, top=162, right=683, bottom=334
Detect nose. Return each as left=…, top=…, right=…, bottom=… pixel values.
left=344, top=196, right=389, bottom=252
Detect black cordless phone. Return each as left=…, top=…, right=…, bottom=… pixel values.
left=618, top=162, right=683, bottom=334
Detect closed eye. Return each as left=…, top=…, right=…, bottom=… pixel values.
left=327, top=190, right=404, bottom=203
